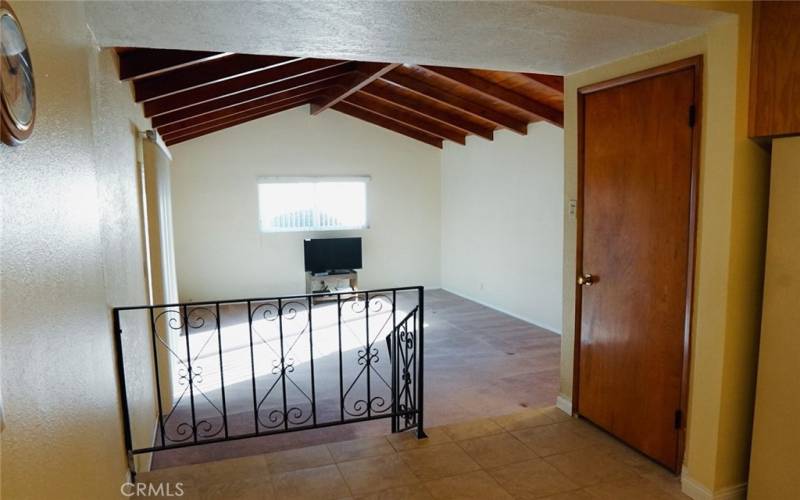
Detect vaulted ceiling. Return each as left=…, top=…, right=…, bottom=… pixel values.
left=115, top=48, right=564, bottom=148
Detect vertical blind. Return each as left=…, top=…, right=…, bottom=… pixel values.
left=258, top=177, right=369, bottom=232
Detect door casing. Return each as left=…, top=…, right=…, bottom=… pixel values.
left=572, top=55, right=703, bottom=473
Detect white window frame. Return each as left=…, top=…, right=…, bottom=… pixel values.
left=257, top=176, right=370, bottom=233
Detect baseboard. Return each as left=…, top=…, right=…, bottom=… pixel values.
left=556, top=395, right=573, bottom=416
left=440, top=288, right=562, bottom=335
left=681, top=466, right=747, bottom=500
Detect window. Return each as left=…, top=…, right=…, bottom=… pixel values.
left=258, top=177, right=369, bottom=232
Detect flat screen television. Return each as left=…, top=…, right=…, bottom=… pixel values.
left=304, top=237, right=362, bottom=274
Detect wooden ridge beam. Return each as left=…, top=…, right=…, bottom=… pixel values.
left=420, top=65, right=563, bottom=127
left=118, top=49, right=231, bottom=81
left=382, top=71, right=528, bottom=135
left=361, top=82, right=494, bottom=140
left=310, top=62, right=400, bottom=115
left=163, top=99, right=312, bottom=145
left=134, top=54, right=295, bottom=102
left=330, top=101, right=442, bottom=148
left=143, top=58, right=350, bottom=117
left=157, top=89, right=326, bottom=136
left=345, top=92, right=466, bottom=144
left=521, top=72, right=564, bottom=93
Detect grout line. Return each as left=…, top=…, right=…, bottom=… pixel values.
left=331, top=461, right=356, bottom=498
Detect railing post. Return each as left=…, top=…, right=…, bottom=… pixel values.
left=181, top=305, right=198, bottom=443
left=416, top=287, right=427, bottom=439
left=391, top=290, right=397, bottom=433
left=308, top=295, right=317, bottom=426
left=247, top=300, right=259, bottom=434
left=112, top=309, right=137, bottom=481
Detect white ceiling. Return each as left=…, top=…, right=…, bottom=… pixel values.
left=85, top=1, right=732, bottom=75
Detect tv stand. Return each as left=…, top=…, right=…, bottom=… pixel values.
left=305, top=270, right=358, bottom=302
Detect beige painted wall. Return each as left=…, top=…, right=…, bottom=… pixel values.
left=560, top=1, right=769, bottom=495
left=1, top=2, right=156, bottom=498
left=441, top=123, right=564, bottom=333
left=169, top=106, right=442, bottom=301
left=747, top=136, right=800, bottom=500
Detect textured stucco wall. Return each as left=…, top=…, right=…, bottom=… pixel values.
left=0, top=2, right=155, bottom=498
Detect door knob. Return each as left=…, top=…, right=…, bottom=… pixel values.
left=577, top=274, right=595, bottom=286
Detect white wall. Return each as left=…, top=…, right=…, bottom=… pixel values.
left=441, top=123, right=565, bottom=333
left=1, top=3, right=155, bottom=498
left=169, top=106, right=442, bottom=301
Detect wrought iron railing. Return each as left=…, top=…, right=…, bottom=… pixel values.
left=113, top=286, right=424, bottom=478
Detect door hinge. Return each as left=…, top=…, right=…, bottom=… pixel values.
left=674, top=409, right=683, bottom=429
left=688, top=105, right=696, bottom=128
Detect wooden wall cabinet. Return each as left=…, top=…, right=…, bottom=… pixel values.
left=749, top=1, right=800, bottom=139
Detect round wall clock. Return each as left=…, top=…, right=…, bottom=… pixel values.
left=1, top=1, right=35, bottom=146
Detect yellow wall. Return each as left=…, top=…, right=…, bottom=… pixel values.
left=747, top=136, right=800, bottom=499
left=0, top=2, right=156, bottom=498
left=560, top=1, right=769, bottom=494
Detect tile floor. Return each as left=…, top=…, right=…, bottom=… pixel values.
left=137, top=406, right=689, bottom=499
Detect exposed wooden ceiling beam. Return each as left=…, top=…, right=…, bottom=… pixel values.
left=143, top=58, right=350, bottom=117
left=310, top=62, right=401, bottom=115
left=382, top=71, right=528, bottom=134
left=521, top=72, right=564, bottom=93
left=331, top=102, right=443, bottom=148
left=419, top=65, right=563, bottom=127
left=163, top=99, right=312, bottom=145
left=361, top=82, right=494, bottom=140
left=157, top=89, right=326, bottom=136
left=346, top=92, right=466, bottom=145
left=117, top=48, right=231, bottom=81
left=152, top=75, right=347, bottom=128
left=117, top=47, right=563, bottom=146
left=134, top=54, right=295, bottom=102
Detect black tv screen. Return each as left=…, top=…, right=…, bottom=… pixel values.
left=304, top=237, right=362, bottom=273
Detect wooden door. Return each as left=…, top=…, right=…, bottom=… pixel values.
left=575, top=57, right=701, bottom=472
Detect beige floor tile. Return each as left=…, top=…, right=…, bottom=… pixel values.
left=424, top=470, right=513, bottom=500
left=387, top=427, right=452, bottom=451
left=354, top=484, right=434, bottom=500
left=272, top=464, right=352, bottom=500
left=537, top=490, right=594, bottom=500
left=538, top=407, right=573, bottom=423
left=441, top=417, right=505, bottom=441
left=564, top=419, right=618, bottom=443
left=134, top=478, right=202, bottom=500
left=265, top=444, right=334, bottom=474
left=544, top=447, right=638, bottom=487
left=200, top=454, right=270, bottom=486
left=488, top=458, right=581, bottom=499
left=512, top=422, right=597, bottom=457
left=139, top=463, right=201, bottom=484
left=398, top=442, right=481, bottom=481
left=492, top=408, right=559, bottom=432
left=636, top=468, right=687, bottom=499
left=592, top=437, right=664, bottom=472
left=200, top=477, right=275, bottom=500
left=457, top=432, right=538, bottom=469
left=328, top=436, right=396, bottom=463
left=582, top=476, right=688, bottom=499
left=337, top=454, right=417, bottom=495
left=559, top=419, right=674, bottom=475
